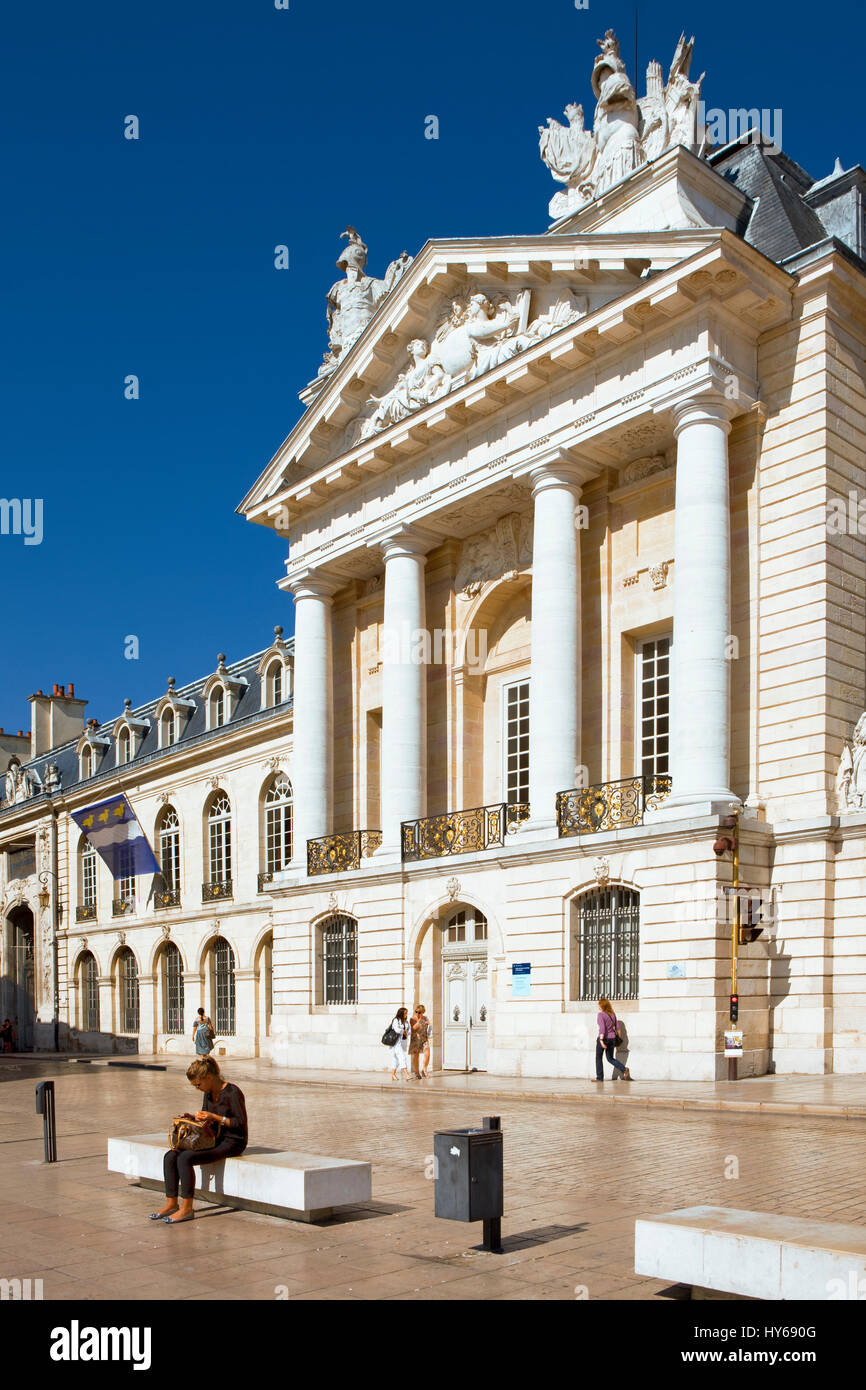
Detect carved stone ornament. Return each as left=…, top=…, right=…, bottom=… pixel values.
left=328, top=892, right=339, bottom=912
left=593, top=856, right=611, bottom=887
left=446, top=877, right=461, bottom=902
left=3, top=758, right=38, bottom=805
left=160, top=923, right=171, bottom=941
left=263, top=755, right=282, bottom=772
left=205, top=775, right=223, bottom=791
left=540, top=30, right=706, bottom=219
left=650, top=560, right=671, bottom=590
left=348, top=287, right=585, bottom=444
left=79, top=936, right=88, bottom=952
left=447, top=962, right=466, bottom=980
left=836, top=712, right=866, bottom=812
left=621, top=455, right=667, bottom=486
left=319, top=227, right=413, bottom=378
left=116, top=931, right=126, bottom=948
left=158, top=791, right=174, bottom=805
left=456, top=511, right=533, bottom=598
left=474, top=960, right=488, bottom=979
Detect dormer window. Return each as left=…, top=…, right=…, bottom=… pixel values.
left=161, top=711, right=177, bottom=747
left=117, top=728, right=133, bottom=765
left=81, top=745, right=93, bottom=779
left=156, top=677, right=194, bottom=749
left=268, top=661, right=283, bottom=707
left=210, top=688, right=225, bottom=729
left=258, top=627, right=292, bottom=711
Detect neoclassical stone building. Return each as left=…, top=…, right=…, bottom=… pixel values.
left=4, top=30, right=866, bottom=1078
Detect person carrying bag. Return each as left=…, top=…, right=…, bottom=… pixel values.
left=593, top=996, right=631, bottom=1082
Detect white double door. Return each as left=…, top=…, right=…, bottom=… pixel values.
left=443, top=953, right=488, bottom=1071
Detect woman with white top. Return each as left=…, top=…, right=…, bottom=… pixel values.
left=390, top=1006, right=411, bottom=1081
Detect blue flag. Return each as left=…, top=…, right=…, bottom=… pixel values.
left=71, top=794, right=161, bottom=880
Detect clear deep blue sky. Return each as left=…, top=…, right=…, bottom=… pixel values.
left=0, top=0, right=856, bottom=734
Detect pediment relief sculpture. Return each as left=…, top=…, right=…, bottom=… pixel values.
left=540, top=30, right=705, bottom=220
left=620, top=455, right=669, bottom=485
left=456, top=511, right=533, bottom=599
left=836, top=712, right=866, bottom=812
left=349, top=287, right=587, bottom=445
left=3, top=758, right=38, bottom=805
left=319, top=227, right=413, bottom=379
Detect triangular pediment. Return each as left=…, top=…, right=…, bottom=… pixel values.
left=241, top=227, right=727, bottom=518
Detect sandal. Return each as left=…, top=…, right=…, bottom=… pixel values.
left=163, top=1212, right=195, bottom=1223
left=149, top=1210, right=176, bottom=1220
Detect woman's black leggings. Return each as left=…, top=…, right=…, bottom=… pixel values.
left=163, top=1139, right=246, bottom=1199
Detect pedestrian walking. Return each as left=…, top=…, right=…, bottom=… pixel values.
left=0, top=1019, right=12, bottom=1053
left=593, top=996, right=631, bottom=1082
left=152, top=1056, right=248, bottom=1225
left=192, top=1007, right=215, bottom=1056
left=411, top=1004, right=432, bottom=1079
left=388, top=1006, right=411, bottom=1081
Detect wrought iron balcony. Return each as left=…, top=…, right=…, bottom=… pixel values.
left=307, top=830, right=382, bottom=876
left=202, top=879, right=233, bottom=902
left=401, top=801, right=529, bottom=862
left=112, top=898, right=134, bottom=917
left=76, top=903, right=97, bottom=923
left=154, top=889, right=181, bottom=910
left=556, top=775, right=672, bottom=837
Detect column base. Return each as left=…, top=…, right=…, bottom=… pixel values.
left=645, top=793, right=740, bottom=823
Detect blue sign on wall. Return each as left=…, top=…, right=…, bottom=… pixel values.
left=512, top=962, right=531, bottom=998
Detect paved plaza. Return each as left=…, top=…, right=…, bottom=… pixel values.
left=2, top=1056, right=865, bottom=1301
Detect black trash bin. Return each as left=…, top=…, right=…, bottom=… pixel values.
left=434, top=1125, right=503, bottom=1223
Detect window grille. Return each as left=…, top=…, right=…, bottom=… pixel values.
left=81, top=952, right=99, bottom=1031
left=159, top=808, right=181, bottom=894
left=572, top=887, right=640, bottom=1001
left=639, top=638, right=670, bottom=779
left=213, top=937, right=236, bottom=1035
left=118, top=947, right=139, bottom=1033
left=265, top=774, right=293, bottom=874
left=163, top=943, right=184, bottom=1034
left=322, top=915, right=357, bottom=1004
left=504, top=680, right=530, bottom=805
left=208, top=793, right=232, bottom=883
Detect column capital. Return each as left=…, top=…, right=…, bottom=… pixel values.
left=520, top=447, right=598, bottom=496
left=372, top=524, right=439, bottom=562
left=284, top=569, right=341, bottom=601
left=671, top=394, right=735, bottom=438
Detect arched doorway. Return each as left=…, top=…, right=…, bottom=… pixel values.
left=5, top=907, right=36, bottom=1050
left=440, top=905, right=489, bottom=1072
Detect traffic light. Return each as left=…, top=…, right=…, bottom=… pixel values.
left=729, top=994, right=739, bottom=1023
left=739, top=894, right=764, bottom=944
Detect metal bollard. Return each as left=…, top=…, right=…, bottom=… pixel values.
left=481, top=1116, right=502, bottom=1253
left=35, top=1080, right=57, bottom=1163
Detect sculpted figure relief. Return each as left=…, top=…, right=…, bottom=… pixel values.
left=540, top=30, right=706, bottom=220
left=4, top=759, right=35, bottom=805
left=837, top=713, right=866, bottom=811
left=319, top=227, right=412, bottom=378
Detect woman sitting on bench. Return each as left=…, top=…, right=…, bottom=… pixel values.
left=152, top=1056, right=248, bottom=1224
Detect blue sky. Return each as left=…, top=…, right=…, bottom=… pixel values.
left=0, top=0, right=859, bottom=735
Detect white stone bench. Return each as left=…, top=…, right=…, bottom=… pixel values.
left=635, top=1205, right=866, bottom=1300
left=108, top=1133, right=372, bottom=1223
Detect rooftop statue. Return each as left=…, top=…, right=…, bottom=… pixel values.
left=540, top=29, right=706, bottom=220
left=319, top=228, right=413, bottom=378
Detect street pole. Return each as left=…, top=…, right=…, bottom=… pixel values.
left=481, top=1115, right=502, bottom=1253
left=728, top=811, right=740, bottom=1081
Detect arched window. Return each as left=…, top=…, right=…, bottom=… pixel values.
left=207, top=793, right=232, bottom=888
left=571, top=886, right=640, bottom=1002
left=78, top=838, right=97, bottom=919
left=445, top=908, right=487, bottom=945
left=117, top=947, right=140, bottom=1033
left=210, top=688, right=225, bottom=729
left=80, top=745, right=93, bottom=779
left=211, top=937, right=236, bottom=1036
left=162, top=942, right=184, bottom=1034
left=267, top=661, right=284, bottom=708
left=160, top=711, right=176, bottom=748
left=79, top=951, right=99, bottom=1031
left=158, top=806, right=181, bottom=899
left=117, top=728, right=132, bottom=765
left=265, top=774, right=293, bottom=874
left=319, top=915, right=358, bottom=1005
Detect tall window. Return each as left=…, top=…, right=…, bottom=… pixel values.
left=208, top=793, right=232, bottom=884
left=265, top=774, right=293, bottom=874
left=638, top=638, right=670, bottom=779
left=210, top=688, right=225, bottom=729
left=268, top=661, right=283, bottom=707
left=212, top=937, right=236, bottom=1035
left=571, top=887, right=640, bottom=1001
left=80, top=745, right=93, bottom=779
left=80, top=951, right=99, bottom=1031
left=118, top=874, right=135, bottom=908
left=118, top=947, right=140, bottom=1033
left=161, top=712, right=176, bottom=748
left=80, top=841, right=97, bottom=908
left=117, top=728, right=132, bottom=765
left=163, top=943, right=184, bottom=1034
left=321, top=915, right=357, bottom=1005
left=158, top=807, right=181, bottom=895
left=503, top=680, right=530, bottom=806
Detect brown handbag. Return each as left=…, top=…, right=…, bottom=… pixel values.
left=169, top=1113, right=217, bottom=1152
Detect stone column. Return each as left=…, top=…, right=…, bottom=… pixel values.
left=138, top=973, right=157, bottom=1053
left=287, top=573, right=338, bottom=869
left=527, top=459, right=588, bottom=828
left=377, top=529, right=431, bottom=853
left=233, top=968, right=257, bottom=1055
left=667, top=396, right=737, bottom=807
left=97, top=976, right=114, bottom=1050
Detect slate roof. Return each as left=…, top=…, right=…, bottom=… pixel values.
left=0, top=642, right=294, bottom=817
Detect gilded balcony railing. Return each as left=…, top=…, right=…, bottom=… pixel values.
left=401, top=801, right=529, bottom=862
left=202, top=879, right=233, bottom=902
left=556, top=775, right=672, bottom=837
left=76, top=904, right=97, bottom=923
left=154, top=889, right=181, bottom=909
left=307, top=830, right=383, bottom=876
left=257, top=871, right=274, bottom=892
left=112, top=898, right=134, bottom=917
